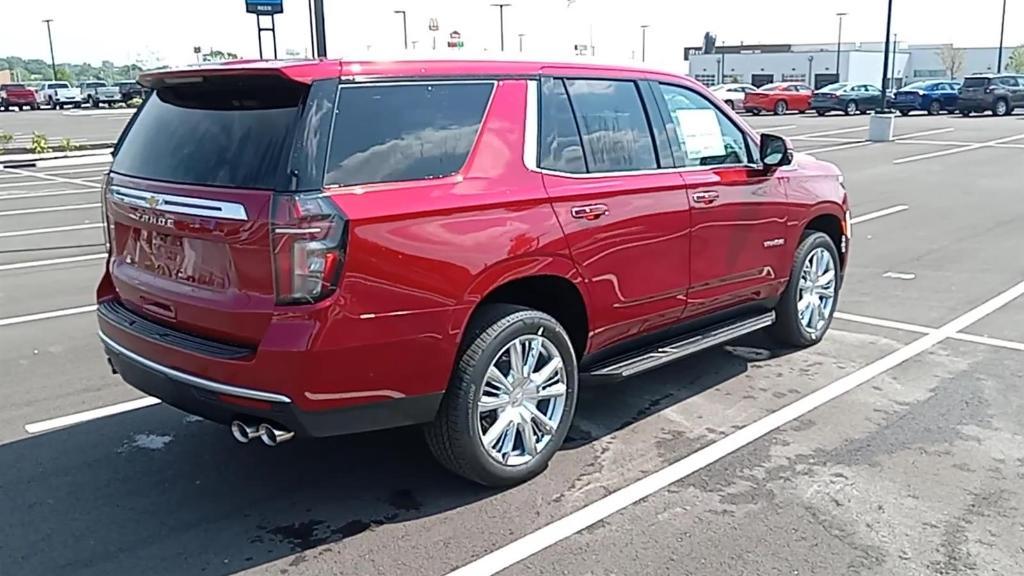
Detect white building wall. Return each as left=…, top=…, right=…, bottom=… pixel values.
left=906, top=46, right=1002, bottom=80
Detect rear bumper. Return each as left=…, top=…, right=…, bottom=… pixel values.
left=3, top=96, right=36, bottom=105
left=957, top=97, right=992, bottom=111
left=810, top=101, right=844, bottom=111
left=100, top=329, right=443, bottom=437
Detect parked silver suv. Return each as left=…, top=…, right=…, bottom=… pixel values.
left=958, top=74, right=1024, bottom=117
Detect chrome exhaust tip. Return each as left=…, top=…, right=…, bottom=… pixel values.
left=230, top=420, right=259, bottom=444
left=258, top=423, right=295, bottom=447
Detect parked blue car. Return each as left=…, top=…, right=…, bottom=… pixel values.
left=892, top=81, right=962, bottom=115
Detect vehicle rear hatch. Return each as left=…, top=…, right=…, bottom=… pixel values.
left=894, top=88, right=922, bottom=105
left=960, top=77, right=990, bottom=99
left=104, top=72, right=312, bottom=347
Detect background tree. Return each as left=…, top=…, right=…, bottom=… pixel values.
left=937, top=45, right=966, bottom=79
left=202, top=49, right=241, bottom=62
left=1008, top=45, right=1024, bottom=74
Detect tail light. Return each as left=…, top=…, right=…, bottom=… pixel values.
left=100, top=175, right=113, bottom=253
left=985, top=85, right=998, bottom=94
left=271, top=193, right=348, bottom=305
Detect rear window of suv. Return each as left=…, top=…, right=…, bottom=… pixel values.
left=323, top=82, right=493, bottom=188
left=962, top=77, right=990, bottom=89
left=112, top=76, right=305, bottom=190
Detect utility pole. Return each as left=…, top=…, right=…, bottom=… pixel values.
left=640, top=24, right=650, bottom=63
left=835, top=12, right=847, bottom=81
left=394, top=10, right=408, bottom=50
left=313, top=0, right=327, bottom=58
left=42, top=19, right=57, bottom=81
left=997, top=0, right=1008, bottom=72
left=491, top=4, right=510, bottom=52
left=879, top=0, right=894, bottom=110
left=518, top=33, right=525, bottom=53
left=891, top=33, right=898, bottom=88
left=307, top=0, right=316, bottom=58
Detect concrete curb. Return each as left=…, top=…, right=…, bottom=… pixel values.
left=0, top=146, right=115, bottom=169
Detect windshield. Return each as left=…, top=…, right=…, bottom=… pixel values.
left=819, top=83, right=850, bottom=92
left=903, top=82, right=932, bottom=90
left=51, top=82, right=71, bottom=89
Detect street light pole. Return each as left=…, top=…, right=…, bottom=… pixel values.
left=518, top=33, right=525, bottom=53
left=835, top=12, right=847, bottom=81
left=394, top=10, right=408, bottom=50
left=640, top=25, right=650, bottom=63
left=997, top=0, right=1008, bottom=72
left=879, top=0, right=894, bottom=111
left=312, top=0, right=327, bottom=57
left=491, top=4, right=510, bottom=52
left=42, top=19, right=57, bottom=81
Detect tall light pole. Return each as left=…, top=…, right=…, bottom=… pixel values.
left=394, top=10, right=408, bottom=50
left=518, top=33, right=525, bottom=53
left=307, top=0, right=316, bottom=57
left=879, top=0, right=894, bottom=111
left=42, top=19, right=57, bottom=81
left=640, top=24, right=650, bottom=63
left=835, top=12, right=847, bottom=81
left=997, top=0, right=1008, bottom=72
left=491, top=4, right=510, bottom=52
left=891, top=33, right=899, bottom=88
left=808, top=55, right=815, bottom=87
left=313, top=0, right=327, bottom=57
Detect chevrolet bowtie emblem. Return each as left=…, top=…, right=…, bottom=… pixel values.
left=146, top=195, right=161, bottom=208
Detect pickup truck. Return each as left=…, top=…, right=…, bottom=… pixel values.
left=80, top=81, right=122, bottom=108
left=115, top=80, right=144, bottom=103
left=0, top=83, right=39, bottom=111
left=38, top=81, right=83, bottom=109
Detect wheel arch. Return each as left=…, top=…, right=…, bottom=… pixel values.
left=802, top=209, right=847, bottom=270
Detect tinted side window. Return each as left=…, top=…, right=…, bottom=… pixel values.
left=539, top=77, right=586, bottom=173
left=324, top=82, right=492, bottom=187
left=658, top=84, right=749, bottom=167
left=564, top=79, right=657, bottom=173
left=998, top=77, right=1020, bottom=87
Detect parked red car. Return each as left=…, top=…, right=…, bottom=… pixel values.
left=97, top=60, right=849, bottom=486
left=744, top=82, right=815, bottom=115
left=0, top=83, right=40, bottom=111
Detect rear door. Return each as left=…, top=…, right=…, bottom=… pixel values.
left=537, top=75, right=692, bottom=350
left=1007, top=77, right=1024, bottom=107
left=105, top=74, right=316, bottom=346
left=655, top=82, right=789, bottom=318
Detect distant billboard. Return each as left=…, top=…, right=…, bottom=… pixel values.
left=245, top=0, right=283, bottom=15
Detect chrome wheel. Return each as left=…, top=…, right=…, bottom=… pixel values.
left=995, top=100, right=1008, bottom=116
left=476, top=334, right=567, bottom=466
left=797, top=247, right=837, bottom=336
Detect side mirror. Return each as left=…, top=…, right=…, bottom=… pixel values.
left=760, top=133, right=794, bottom=170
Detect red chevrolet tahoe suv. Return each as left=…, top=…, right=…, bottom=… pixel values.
left=97, top=60, right=849, bottom=486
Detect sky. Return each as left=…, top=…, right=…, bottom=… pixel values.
left=1, top=0, right=1020, bottom=71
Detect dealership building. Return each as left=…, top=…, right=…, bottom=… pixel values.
left=685, top=42, right=1009, bottom=89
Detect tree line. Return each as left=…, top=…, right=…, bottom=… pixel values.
left=1, top=48, right=241, bottom=83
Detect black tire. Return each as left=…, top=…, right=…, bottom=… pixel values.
left=770, top=231, right=841, bottom=348
left=816, top=110, right=827, bottom=116
left=47, top=97, right=55, bottom=109
left=424, top=304, right=579, bottom=487
left=899, top=109, right=911, bottom=116
left=960, top=110, right=972, bottom=117
left=73, top=102, right=82, bottom=109
left=725, top=100, right=736, bottom=110
left=773, top=100, right=788, bottom=115
left=88, top=96, right=96, bottom=108
left=927, top=100, right=942, bottom=115
left=993, top=99, right=1009, bottom=117
left=845, top=100, right=858, bottom=116
left=751, top=109, right=763, bottom=116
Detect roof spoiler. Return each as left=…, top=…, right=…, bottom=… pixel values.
left=138, top=60, right=341, bottom=89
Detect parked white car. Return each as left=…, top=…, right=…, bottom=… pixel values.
left=39, top=81, right=83, bottom=109
left=709, top=83, right=758, bottom=110
left=80, top=81, right=123, bottom=108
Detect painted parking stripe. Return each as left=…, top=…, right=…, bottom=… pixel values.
left=891, top=127, right=955, bottom=140
left=445, top=278, right=1024, bottom=576
left=0, top=167, right=106, bottom=180
left=850, top=205, right=909, bottom=225
left=0, top=203, right=100, bottom=217
left=803, top=141, right=873, bottom=154
left=894, top=133, right=1024, bottom=164
left=0, top=304, right=98, bottom=327
left=0, top=166, right=102, bottom=188
left=0, top=223, right=103, bottom=238
left=24, top=397, right=162, bottom=434
left=792, top=126, right=869, bottom=139
left=0, top=189, right=97, bottom=201
left=0, top=254, right=106, bottom=272
left=836, top=312, right=1024, bottom=353
left=893, top=139, right=1024, bottom=149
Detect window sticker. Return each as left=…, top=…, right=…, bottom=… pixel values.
left=672, top=108, right=726, bottom=160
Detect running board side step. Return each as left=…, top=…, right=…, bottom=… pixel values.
left=588, top=311, right=776, bottom=378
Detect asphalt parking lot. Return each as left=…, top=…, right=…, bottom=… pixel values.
left=0, top=108, right=133, bottom=149
left=1, top=111, right=1023, bottom=576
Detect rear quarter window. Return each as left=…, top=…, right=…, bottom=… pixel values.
left=962, top=77, right=990, bottom=89
left=111, top=76, right=306, bottom=190
left=324, top=82, right=493, bottom=187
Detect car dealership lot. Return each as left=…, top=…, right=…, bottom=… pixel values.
left=1, top=115, right=1023, bottom=575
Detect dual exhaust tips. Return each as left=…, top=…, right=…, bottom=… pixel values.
left=231, top=420, right=295, bottom=447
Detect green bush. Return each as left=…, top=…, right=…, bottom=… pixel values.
left=127, top=97, right=143, bottom=108
left=59, top=137, right=80, bottom=152
left=31, top=132, right=50, bottom=155
left=0, top=131, right=13, bottom=152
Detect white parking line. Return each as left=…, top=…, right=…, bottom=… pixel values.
left=0, top=203, right=100, bottom=217
left=0, top=304, right=98, bottom=327
left=793, top=126, right=869, bottom=139
left=445, top=279, right=1024, bottom=576
left=24, top=397, right=162, bottom=434
left=836, top=312, right=1024, bottom=353
left=791, top=136, right=863, bottom=143
left=0, top=223, right=103, bottom=238
left=803, top=141, right=873, bottom=154
left=893, top=139, right=1024, bottom=149
left=0, top=254, right=106, bottom=272
left=0, top=189, right=98, bottom=201
left=758, top=124, right=798, bottom=132
left=894, top=133, right=1024, bottom=164
left=891, top=127, right=955, bottom=140
left=850, top=205, right=909, bottom=225
left=0, top=166, right=102, bottom=188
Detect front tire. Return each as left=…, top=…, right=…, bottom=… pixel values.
left=770, top=232, right=840, bottom=347
left=816, top=110, right=827, bottom=116
left=928, top=100, right=942, bottom=115
left=425, top=304, right=578, bottom=487
left=845, top=101, right=858, bottom=116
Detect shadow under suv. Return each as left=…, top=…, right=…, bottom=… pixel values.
left=97, top=59, right=850, bottom=486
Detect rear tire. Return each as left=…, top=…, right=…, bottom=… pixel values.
left=899, top=109, right=911, bottom=116
left=960, top=110, right=972, bottom=117
left=751, top=109, right=763, bottom=116
left=774, top=100, right=788, bottom=115
left=928, top=100, right=942, bottom=115
left=770, top=231, right=841, bottom=348
left=993, top=99, right=1009, bottom=117
left=424, top=304, right=578, bottom=487
left=816, top=110, right=827, bottom=116
left=844, top=100, right=858, bottom=116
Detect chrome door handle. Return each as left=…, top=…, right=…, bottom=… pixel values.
left=571, top=204, right=609, bottom=220
left=691, top=191, right=720, bottom=205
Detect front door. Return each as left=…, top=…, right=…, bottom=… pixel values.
left=536, top=76, right=692, bottom=351
left=655, top=82, right=789, bottom=318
